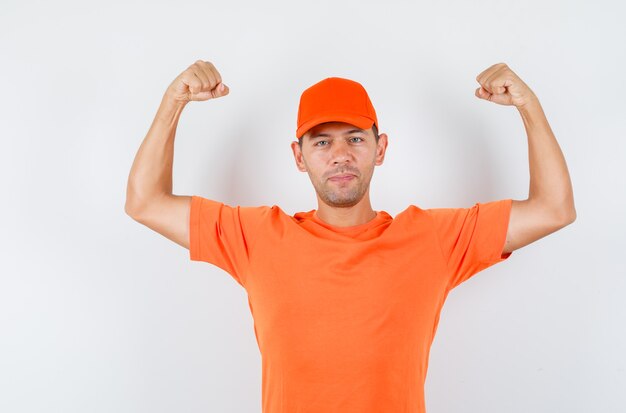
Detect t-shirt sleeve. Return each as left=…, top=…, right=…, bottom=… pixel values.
left=189, top=195, right=269, bottom=288
left=425, top=198, right=513, bottom=290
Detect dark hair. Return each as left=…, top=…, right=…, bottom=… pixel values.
left=298, top=123, right=380, bottom=148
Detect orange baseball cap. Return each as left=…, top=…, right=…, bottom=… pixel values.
left=296, top=77, right=378, bottom=139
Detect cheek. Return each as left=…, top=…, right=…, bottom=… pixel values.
left=306, top=154, right=327, bottom=170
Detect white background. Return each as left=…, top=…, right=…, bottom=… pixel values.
left=1, top=0, right=624, bottom=412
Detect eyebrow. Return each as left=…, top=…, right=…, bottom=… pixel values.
left=310, top=129, right=365, bottom=139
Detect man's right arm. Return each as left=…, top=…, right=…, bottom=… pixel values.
left=124, top=60, right=229, bottom=250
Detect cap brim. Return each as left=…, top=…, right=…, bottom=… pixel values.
left=297, top=114, right=375, bottom=139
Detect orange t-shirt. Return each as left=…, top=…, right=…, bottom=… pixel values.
left=189, top=196, right=513, bottom=413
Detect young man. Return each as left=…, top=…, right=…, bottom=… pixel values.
left=125, top=60, right=576, bottom=413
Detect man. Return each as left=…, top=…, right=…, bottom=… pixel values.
left=125, top=60, right=576, bottom=412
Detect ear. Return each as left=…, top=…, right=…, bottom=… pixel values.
left=374, top=133, right=388, bottom=166
left=290, top=140, right=308, bottom=172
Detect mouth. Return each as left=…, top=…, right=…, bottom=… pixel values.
left=328, top=174, right=356, bottom=182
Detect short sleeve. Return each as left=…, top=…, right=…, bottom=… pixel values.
left=425, top=198, right=513, bottom=290
left=189, top=195, right=269, bottom=288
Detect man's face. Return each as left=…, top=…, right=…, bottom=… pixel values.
left=290, top=121, right=388, bottom=208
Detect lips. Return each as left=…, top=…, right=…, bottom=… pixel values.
left=328, top=174, right=356, bottom=181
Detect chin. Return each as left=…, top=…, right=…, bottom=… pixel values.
left=325, top=193, right=364, bottom=207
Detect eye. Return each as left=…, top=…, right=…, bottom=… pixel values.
left=314, top=140, right=328, bottom=146
left=350, top=137, right=364, bottom=143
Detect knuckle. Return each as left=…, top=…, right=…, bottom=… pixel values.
left=181, top=74, right=193, bottom=85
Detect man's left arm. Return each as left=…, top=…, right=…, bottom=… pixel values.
left=475, top=63, right=577, bottom=254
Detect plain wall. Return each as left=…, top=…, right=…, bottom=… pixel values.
left=1, top=0, right=624, bottom=412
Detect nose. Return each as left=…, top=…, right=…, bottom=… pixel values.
left=330, top=140, right=353, bottom=165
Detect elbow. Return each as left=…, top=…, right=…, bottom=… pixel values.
left=125, top=200, right=143, bottom=219
left=563, top=199, right=577, bottom=224
left=556, top=206, right=577, bottom=227
left=563, top=192, right=577, bottom=224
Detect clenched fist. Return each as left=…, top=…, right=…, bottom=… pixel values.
left=475, top=63, right=537, bottom=108
left=165, top=60, right=230, bottom=104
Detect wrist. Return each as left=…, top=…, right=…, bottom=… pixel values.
left=516, top=94, right=548, bottom=129
left=156, top=92, right=187, bottom=123
left=162, top=88, right=189, bottom=109
left=516, top=93, right=541, bottom=114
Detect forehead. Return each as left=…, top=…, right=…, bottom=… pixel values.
left=306, top=121, right=366, bottom=138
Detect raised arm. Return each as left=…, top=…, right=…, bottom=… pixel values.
left=474, top=63, right=576, bottom=254
left=124, top=60, right=230, bottom=249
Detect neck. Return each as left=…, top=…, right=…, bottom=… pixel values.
left=314, top=195, right=377, bottom=227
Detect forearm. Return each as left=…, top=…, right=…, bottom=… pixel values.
left=518, top=97, right=576, bottom=221
left=125, top=93, right=187, bottom=214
